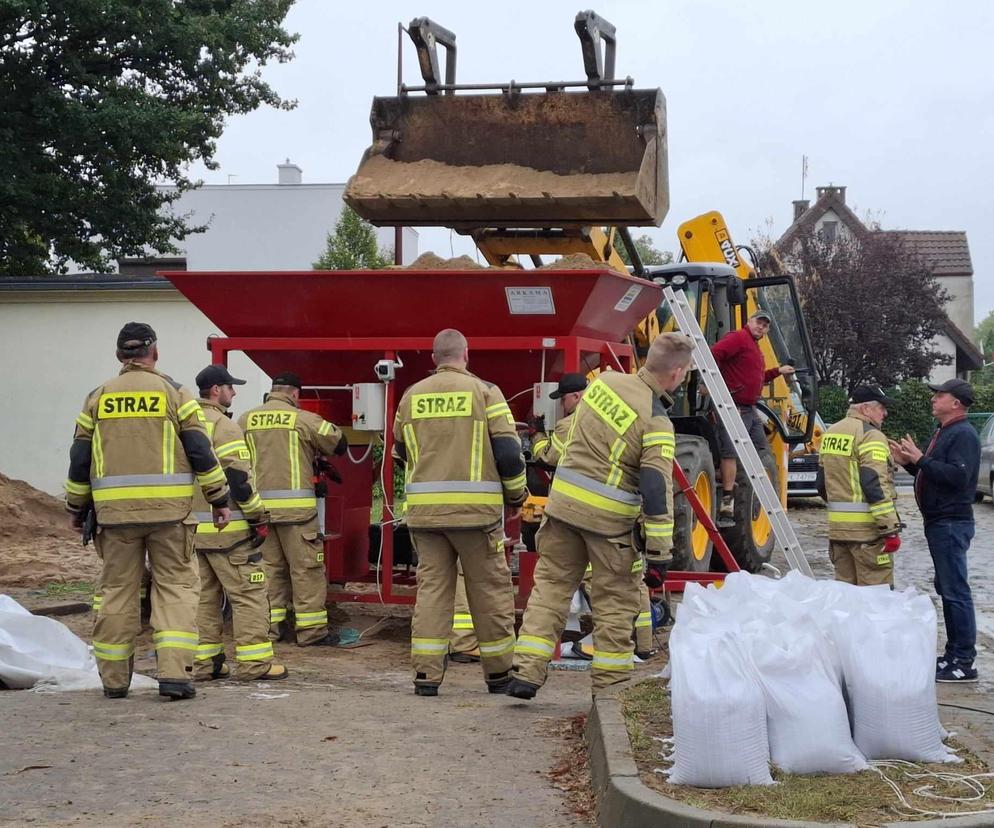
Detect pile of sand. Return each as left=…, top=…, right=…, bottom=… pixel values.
left=347, top=156, right=638, bottom=201
left=0, top=473, right=98, bottom=588
left=407, top=252, right=485, bottom=270
left=538, top=253, right=615, bottom=270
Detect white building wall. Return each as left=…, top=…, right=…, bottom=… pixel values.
left=163, top=182, right=419, bottom=270
left=928, top=334, right=959, bottom=384
left=0, top=292, right=271, bottom=495
left=939, top=274, right=974, bottom=334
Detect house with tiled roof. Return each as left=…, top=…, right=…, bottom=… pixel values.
left=777, top=186, right=981, bottom=382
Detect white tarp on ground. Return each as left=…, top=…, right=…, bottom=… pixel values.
left=0, top=594, right=156, bottom=692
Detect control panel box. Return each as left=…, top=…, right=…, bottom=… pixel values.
left=532, top=382, right=563, bottom=426
left=352, top=383, right=386, bottom=431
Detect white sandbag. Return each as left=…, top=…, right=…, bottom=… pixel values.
left=836, top=592, right=956, bottom=763
left=0, top=594, right=155, bottom=692
left=748, top=625, right=867, bottom=774
left=667, top=626, right=773, bottom=787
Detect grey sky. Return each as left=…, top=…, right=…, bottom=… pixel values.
left=194, top=0, right=994, bottom=326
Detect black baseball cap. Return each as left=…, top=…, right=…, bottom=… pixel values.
left=850, top=384, right=897, bottom=408
left=117, top=322, right=156, bottom=350
left=749, top=310, right=772, bottom=323
left=272, top=371, right=303, bottom=389
left=550, top=373, right=588, bottom=399
left=196, top=365, right=246, bottom=391
left=929, top=378, right=975, bottom=407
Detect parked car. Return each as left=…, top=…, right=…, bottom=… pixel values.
left=977, top=413, right=994, bottom=502
left=786, top=449, right=820, bottom=498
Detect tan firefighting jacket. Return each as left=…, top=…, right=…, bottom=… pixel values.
left=817, top=407, right=899, bottom=542
left=65, top=363, right=229, bottom=526
left=545, top=368, right=675, bottom=560
left=531, top=413, right=573, bottom=468
left=192, top=401, right=266, bottom=551
left=238, top=392, right=345, bottom=525
left=393, top=365, right=528, bottom=529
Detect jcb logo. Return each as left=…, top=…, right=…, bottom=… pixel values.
left=249, top=571, right=265, bottom=584
left=411, top=392, right=472, bottom=419
left=715, top=229, right=740, bottom=269
left=98, top=392, right=166, bottom=419
left=246, top=411, right=296, bottom=430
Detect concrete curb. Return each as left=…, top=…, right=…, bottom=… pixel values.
left=586, top=692, right=994, bottom=828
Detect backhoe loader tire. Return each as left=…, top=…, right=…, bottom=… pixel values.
left=716, top=448, right=778, bottom=573
left=671, top=436, right=715, bottom=572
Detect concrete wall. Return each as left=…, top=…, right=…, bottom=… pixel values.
left=163, top=182, right=419, bottom=270
left=0, top=291, right=272, bottom=495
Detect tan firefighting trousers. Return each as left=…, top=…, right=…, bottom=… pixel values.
left=410, top=525, right=515, bottom=689
left=449, top=563, right=479, bottom=655
left=514, top=516, right=641, bottom=695
left=194, top=547, right=274, bottom=679
left=92, top=521, right=198, bottom=689
left=260, top=516, right=329, bottom=645
left=580, top=566, right=653, bottom=653
left=830, top=538, right=894, bottom=587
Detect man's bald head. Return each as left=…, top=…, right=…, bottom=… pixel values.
left=432, top=329, right=469, bottom=367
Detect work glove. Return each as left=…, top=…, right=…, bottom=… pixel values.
left=248, top=517, right=271, bottom=549
left=326, top=465, right=343, bottom=484
left=643, top=558, right=670, bottom=590
left=882, top=534, right=901, bottom=554
left=529, top=415, right=546, bottom=435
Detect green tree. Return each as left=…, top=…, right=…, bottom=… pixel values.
left=764, top=230, right=950, bottom=392
left=610, top=231, right=673, bottom=267
left=0, top=1, right=297, bottom=277
left=971, top=309, right=994, bottom=387
left=313, top=206, right=391, bottom=270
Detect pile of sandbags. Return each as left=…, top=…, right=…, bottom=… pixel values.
left=665, top=572, right=956, bottom=787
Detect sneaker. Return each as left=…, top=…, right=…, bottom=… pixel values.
left=635, top=649, right=657, bottom=662
left=936, top=662, right=978, bottom=683
left=937, top=656, right=950, bottom=672
left=717, top=494, right=735, bottom=528
left=505, top=677, right=541, bottom=700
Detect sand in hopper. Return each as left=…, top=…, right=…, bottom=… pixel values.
left=0, top=473, right=99, bottom=588
left=348, top=156, right=639, bottom=201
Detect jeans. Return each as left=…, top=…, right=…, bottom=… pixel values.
left=925, top=519, right=976, bottom=664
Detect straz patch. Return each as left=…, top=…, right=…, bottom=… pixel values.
left=583, top=379, right=636, bottom=435
left=98, top=391, right=166, bottom=419
left=411, top=391, right=472, bottom=419
left=820, top=433, right=855, bottom=457
left=245, top=410, right=297, bottom=430
left=249, top=571, right=265, bottom=583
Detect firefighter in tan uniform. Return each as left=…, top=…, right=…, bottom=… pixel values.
left=816, top=385, right=901, bottom=586
left=394, top=329, right=529, bottom=696
left=191, top=365, right=287, bottom=681
left=507, top=333, right=695, bottom=700
left=65, top=323, right=231, bottom=700
left=532, top=374, right=657, bottom=660
left=239, top=372, right=347, bottom=646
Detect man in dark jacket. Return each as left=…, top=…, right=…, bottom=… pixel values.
left=890, top=378, right=980, bottom=683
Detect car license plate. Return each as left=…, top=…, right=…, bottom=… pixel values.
left=788, top=472, right=817, bottom=483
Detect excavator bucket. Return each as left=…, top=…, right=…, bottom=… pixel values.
left=344, top=88, right=668, bottom=229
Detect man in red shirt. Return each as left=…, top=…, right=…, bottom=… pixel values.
left=711, top=310, right=795, bottom=526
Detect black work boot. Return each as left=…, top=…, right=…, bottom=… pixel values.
left=158, top=680, right=197, bottom=701
left=414, top=683, right=440, bottom=697
left=505, top=677, right=541, bottom=700
left=486, top=670, right=512, bottom=694
left=103, top=686, right=129, bottom=699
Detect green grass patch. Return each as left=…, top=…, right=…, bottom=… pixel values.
left=44, top=580, right=94, bottom=597
left=620, top=677, right=994, bottom=824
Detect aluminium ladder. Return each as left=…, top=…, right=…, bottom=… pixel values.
left=663, top=286, right=813, bottom=576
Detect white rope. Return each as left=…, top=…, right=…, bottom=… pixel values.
left=868, top=760, right=994, bottom=818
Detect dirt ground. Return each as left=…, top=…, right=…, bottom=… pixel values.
left=3, top=491, right=994, bottom=826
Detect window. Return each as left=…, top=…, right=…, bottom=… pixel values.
left=821, top=221, right=838, bottom=243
